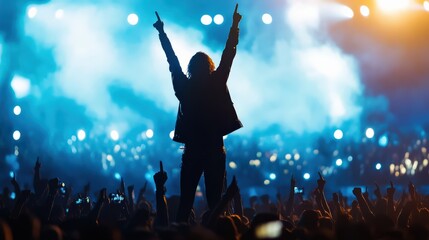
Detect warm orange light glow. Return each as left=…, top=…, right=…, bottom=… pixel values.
left=376, top=0, right=411, bottom=13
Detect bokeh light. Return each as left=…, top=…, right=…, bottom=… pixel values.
left=127, top=13, right=139, bottom=25
left=213, top=14, right=224, bottom=25
left=13, top=106, right=21, bottom=116
left=336, top=158, right=343, bottom=166
left=201, top=15, right=212, bottom=25
left=334, top=129, right=343, bottom=140
left=376, top=163, right=382, bottom=170
left=77, top=129, right=86, bottom=141
left=27, top=6, right=38, bottom=19
left=303, top=173, right=310, bottom=180
left=376, top=0, right=410, bottom=13
left=262, top=13, right=273, bottom=24
left=13, top=131, right=21, bottom=141
left=366, top=128, right=375, bottom=139
left=55, top=9, right=64, bottom=19
left=145, top=129, right=154, bottom=139
left=360, top=5, right=370, bottom=17
left=110, top=130, right=119, bottom=141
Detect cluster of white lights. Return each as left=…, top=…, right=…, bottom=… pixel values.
left=200, top=14, right=224, bottom=25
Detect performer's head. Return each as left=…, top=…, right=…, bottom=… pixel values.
left=187, top=52, right=215, bottom=79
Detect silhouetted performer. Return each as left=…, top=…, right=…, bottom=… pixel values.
left=153, top=4, right=243, bottom=222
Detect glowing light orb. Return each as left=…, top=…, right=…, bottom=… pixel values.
left=127, top=13, right=139, bottom=25
left=269, top=173, right=276, bottom=180
left=334, top=129, right=343, bottom=140
left=264, top=179, right=270, bottom=185
left=114, top=172, right=121, bottom=180
left=375, top=163, right=382, bottom=170
left=339, top=5, right=354, bottom=19
left=425, top=1, right=429, bottom=11
left=376, top=0, right=411, bottom=13
left=10, top=75, right=31, bottom=98
left=360, top=5, right=370, bottom=17
left=77, top=129, right=86, bottom=141
left=201, top=15, right=212, bottom=25
left=262, top=13, right=273, bottom=24
left=229, top=161, right=237, bottom=169
left=146, top=129, right=154, bottom=138
left=13, top=106, right=21, bottom=115
left=110, top=130, right=119, bottom=141
left=55, top=9, right=64, bottom=19
left=378, top=135, right=389, bottom=147
left=27, top=6, right=38, bottom=19
left=213, top=14, right=224, bottom=25
left=13, top=130, right=21, bottom=141
left=336, top=158, right=343, bottom=166
left=303, top=173, right=310, bottom=180
left=365, top=128, right=375, bottom=139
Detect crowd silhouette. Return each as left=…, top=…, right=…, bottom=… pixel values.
left=1, top=156, right=429, bottom=240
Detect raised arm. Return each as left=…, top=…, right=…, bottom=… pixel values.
left=153, top=161, right=169, bottom=227
left=216, top=4, right=242, bottom=82
left=153, top=12, right=186, bottom=99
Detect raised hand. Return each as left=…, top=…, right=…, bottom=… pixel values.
left=154, top=161, right=168, bottom=189
left=232, top=4, right=242, bottom=27
left=225, top=176, right=239, bottom=200
left=374, top=182, right=382, bottom=199
left=153, top=11, right=164, bottom=33
left=35, top=157, right=41, bottom=170
left=387, top=181, right=395, bottom=197
left=353, top=187, right=362, bottom=197
left=317, top=172, right=326, bottom=191
left=290, top=174, right=296, bottom=188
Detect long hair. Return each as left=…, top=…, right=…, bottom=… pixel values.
left=187, top=52, right=215, bottom=78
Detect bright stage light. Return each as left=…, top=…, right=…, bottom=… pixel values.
left=169, top=130, right=175, bottom=139
left=339, top=5, right=354, bottom=19
left=336, top=158, right=343, bottom=166
left=110, top=130, right=119, bottom=141
left=13, top=106, right=21, bottom=115
left=365, top=127, right=375, bottom=139
left=360, top=5, right=370, bottom=17
left=77, top=129, right=86, bottom=141
left=229, top=161, right=237, bottom=169
left=27, top=6, right=38, bottom=19
left=213, top=14, right=224, bottom=25
left=145, top=129, right=154, bottom=138
left=127, top=13, right=139, bottom=25
left=425, top=1, right=429, bottom=11
left=333, top=129, right=343, bottom=140
left=201, top=15, right=212, bottom=25
left=13, top=130, right=21, bottom=141
left=114, top=172, right=121, bottom=180
left=303, top=173, right=310, bottom=180
left=264, top=179, right=270, bottom=185
left=262, top=13, right=273, bottom=24
left=10, top=75, right=31, bottom=99
left=376, top=0, right=411, bottom=13
left=55, top=9, right=64, bottom=19
left=269, top=173, right=276, bottom=180
left=375, top=163, right=382, bottom=170
left=378, top=134, right=388, bottom=147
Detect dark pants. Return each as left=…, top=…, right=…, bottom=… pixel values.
left=176, top=146, right=226, bottom=223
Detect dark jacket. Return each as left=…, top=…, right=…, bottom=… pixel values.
left=158, top=27, right=243, bottom=144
